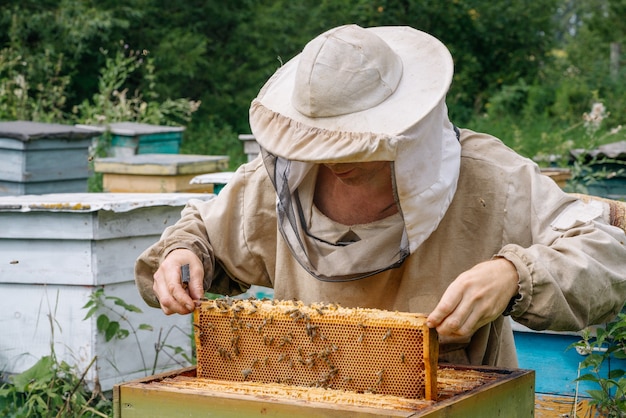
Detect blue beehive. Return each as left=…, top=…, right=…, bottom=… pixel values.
left=0, top=121, right=100, bottom=195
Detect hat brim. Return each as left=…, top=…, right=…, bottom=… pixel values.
left=250, top=26, right=454, bottom=162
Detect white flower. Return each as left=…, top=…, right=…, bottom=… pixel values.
left=583, top=102, right=608, bottom=134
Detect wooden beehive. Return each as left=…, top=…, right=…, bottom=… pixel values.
left=0, top=192, right=215, bottom=391
left=0, top=121, right=99, bottom=195
left=194, top=299, right=438, bottom=400
left=94, top=153, right=229, bottom=193
left=113, top=365, right=535, bottom=417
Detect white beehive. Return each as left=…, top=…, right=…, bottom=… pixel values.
left=0, top=192, right=214, bottom=390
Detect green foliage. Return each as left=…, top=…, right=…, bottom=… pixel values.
left=570, top=311, right=626, bottom=417
left=0, top=356, right=111, bottom=418
left=0, top=47, right=71, bottom=122
left=72, top=43, right=201, bottom=127
left=0, top=299, right=111, bottom=418
left=82, top=288, right=194, bottom=375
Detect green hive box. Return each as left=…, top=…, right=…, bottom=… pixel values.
left=0, top=121, right=100, bottom=195
left=571, top=140, right=626, bottom=200
left=110, top=122, right=184, bottom=155
left=78, top=122, right=185, bottom=157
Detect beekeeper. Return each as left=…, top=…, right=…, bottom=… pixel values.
left=135, top=24, right=626, bottom=367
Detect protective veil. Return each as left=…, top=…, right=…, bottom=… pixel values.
left=249, top=25, right=461, bottom=281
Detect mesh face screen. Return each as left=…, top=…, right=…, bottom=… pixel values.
left=194, top=299, right=438, bottom=400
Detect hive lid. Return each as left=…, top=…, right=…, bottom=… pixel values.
left=571, top=140, right=626, bottom=160
left=76, top=122, right=185, bottom=136
left=0, top=121, right=101, bottom=141
left=0, top=192, right=214, bottom=213
left=190, top=171, right=235, bottom=185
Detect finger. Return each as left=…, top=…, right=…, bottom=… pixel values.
left=434, top=299, right=474, bottom=337
left=426, top=282, right=463, bottom=329
left=153, top=267, right=194, bottom=315
left=187, top=259, right=206, bottom=301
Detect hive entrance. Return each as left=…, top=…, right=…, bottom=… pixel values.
left=194, top=299, right=438, bottom=400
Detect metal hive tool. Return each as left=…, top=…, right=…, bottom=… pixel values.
left=193, top=298, right=438, bottom=400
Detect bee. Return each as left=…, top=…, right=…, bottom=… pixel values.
left=241, top=368, right=253, bottom=380
left=279, top=334, right=292, bottom=346
left=400, top=353, right=406, bottom=363
left=305, top=322, right=319, bottom=339
left=382, top=328, right=392, bottom=341
left=217, top=348, right=230, bottom=359
left=376, top=369, right=385, bottom=386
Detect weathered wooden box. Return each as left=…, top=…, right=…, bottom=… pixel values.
left=113, top=365, right=535, bottom=417
left=0, top=193, right=214, bottom=391
left=0, top=121, right=99, bottom=196
left=94, top=153, right=229, bottom=193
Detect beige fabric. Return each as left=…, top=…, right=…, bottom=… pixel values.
left=251, top=25, right=453, bottom=152
left=569, top=193, right=626, bottom=233
left=292, top=25, right=403, bottom=117
left=135, top=129, right=626, bottom=368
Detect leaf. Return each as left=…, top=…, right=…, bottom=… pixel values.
left=576, top=373, right=600, bottom=383
left=585, top=389, right=608, bottom=402
left=609, top=369, right=626, bottom=379
left=117, top=329, right=130, bottom=339
left=113, top=298, right=142, bottom=313
left=10, top=356, right=55, bottom=392
left=96, top=314, right=110, bottom=333
left=82, top=306, right=98, bottom=321
left=105, top=321, right=120, bottom=342
left=138, top=323, right=153, bottom=331
left=81, top=299, right=95, bottom=309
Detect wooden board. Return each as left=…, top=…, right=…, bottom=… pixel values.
left=535, top=394, right=597, bottom=417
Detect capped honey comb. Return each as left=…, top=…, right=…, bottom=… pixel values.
left=193, top=298, right=438, bottom=400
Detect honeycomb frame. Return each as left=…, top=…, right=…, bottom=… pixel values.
left=193, top=298, right=438, bottom=400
